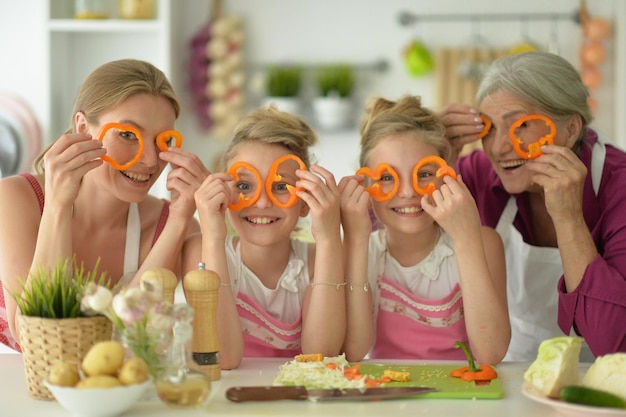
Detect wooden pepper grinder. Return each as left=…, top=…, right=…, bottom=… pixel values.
left=182, top=262, right=221, bottom=381
left=140, top=267, right=178, bottom=305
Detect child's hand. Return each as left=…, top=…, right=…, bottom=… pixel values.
left=420, top=175, right=482, bottom=242
left=160, top=147, right=211, bottom=220
left=194, top=173, right=232, bottom=240
left=295, top=164, right=341, bottom=242
left=338, top=174, right=372, bottom=237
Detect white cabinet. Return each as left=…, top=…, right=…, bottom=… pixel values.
left=46, top=0, right=171, bottom=139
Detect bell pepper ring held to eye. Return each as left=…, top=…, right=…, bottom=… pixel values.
left=412, top=155, right=457, bottom=196
left=156, top=130, right=183, bottom=152
left=265, top=154, right=307, bottom=208
left=509, top=114, right=556, bottom=160
left=97, top=122, right=144, bottom=171
left=226, top=161, right=263, bottom=210
left=355, top=163, right=399, bottom=202
left=478, top=113, right=492, bottom=139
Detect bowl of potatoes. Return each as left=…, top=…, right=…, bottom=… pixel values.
left=44, top=340, right=152, bottom=417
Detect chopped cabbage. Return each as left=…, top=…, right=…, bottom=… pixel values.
left=582, top=353, right=626, bottom=401
left=272, top=354, right=367, bottom=389
left=523, top=336, right=582, bottom=398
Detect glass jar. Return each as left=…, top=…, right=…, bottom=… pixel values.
left=74, top=0, right=111, bottom=19
left=155, top=304, right=211, bottom=407
left=118, top=0, right=156, bottom=19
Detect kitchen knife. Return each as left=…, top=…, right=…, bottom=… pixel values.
left=226, top=385, right=438, bottom=402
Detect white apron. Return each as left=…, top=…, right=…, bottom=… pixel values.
left=116, top=202, right=141, bottom=286
left=499, top=140, right=605, bottom=362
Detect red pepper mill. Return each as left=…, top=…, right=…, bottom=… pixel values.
left=182, top=262, right=221, bottom=381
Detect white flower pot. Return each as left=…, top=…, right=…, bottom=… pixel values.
left=312, top=96, right=353, bottom=131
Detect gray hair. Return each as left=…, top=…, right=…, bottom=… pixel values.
left=476, top=52, right=592, bottom=138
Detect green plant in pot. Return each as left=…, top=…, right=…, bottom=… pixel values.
left=317, top=64, right=354, bottom=99
left=264, top=65, right=303, bottom=114
left=313, top=64, right=355, bottom=130
left=13, top=257, right=113, bottom=400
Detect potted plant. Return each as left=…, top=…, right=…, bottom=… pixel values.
left=264, top=65, right=303, bottom=114
left=313, top=64, right=355, bottom=130
left=13, top=258, right=112, bottom=400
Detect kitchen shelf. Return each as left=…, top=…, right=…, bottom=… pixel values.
left=48, top=19, right=163, bottom=32
left=45, top=0, right=171, bottom=140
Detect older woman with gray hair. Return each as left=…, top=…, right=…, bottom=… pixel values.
left=440, top=51, right=626, bottom=361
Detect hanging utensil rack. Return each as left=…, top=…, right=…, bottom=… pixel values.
left=398, top=10, right=581, bottom=27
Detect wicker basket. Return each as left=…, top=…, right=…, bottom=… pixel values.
left=18, top=315, right=112, bottom=400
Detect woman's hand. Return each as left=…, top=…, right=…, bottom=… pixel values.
left=159, top=148, right=210, bottom=219
left=295, top=165, right=341, bottom=242
left=439, top=103, right=485, bottom=165
left=337, top=174, right=372, bottom=238
left=43, top=133, right=106, bottom=208
left=525, top=144, right=587, bottom=223
left=421, top=175, right=482, bottom=242
left=194, top=173, right=232, bottom=241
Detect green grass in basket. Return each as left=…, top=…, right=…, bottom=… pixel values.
left=14, top=257, right=110, bottom=319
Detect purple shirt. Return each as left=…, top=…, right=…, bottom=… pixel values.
left=457, top=129, right=626, bottom=356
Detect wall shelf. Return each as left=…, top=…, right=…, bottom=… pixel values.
left=48, top=19, right=163, bottom=32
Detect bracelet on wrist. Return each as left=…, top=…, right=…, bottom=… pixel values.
left=348, top=282, right=370, bottom=292
left=309, top=281, right=347, bottom=291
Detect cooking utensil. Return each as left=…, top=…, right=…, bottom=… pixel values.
left=226, top=385, right=438, bottom=402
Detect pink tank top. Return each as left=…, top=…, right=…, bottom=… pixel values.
left=370, top=277, right=470, bottom=360
left=237, top=293, right=302, bottom=357
left=0, top=174, right=170, bottom=351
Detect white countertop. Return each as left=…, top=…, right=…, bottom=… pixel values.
left=0, top=353, right=559, bottom=417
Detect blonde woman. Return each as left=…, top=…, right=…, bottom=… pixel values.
left=0, top=59, right=209, bottom=351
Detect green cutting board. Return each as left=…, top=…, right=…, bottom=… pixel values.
left=358, top=364, right=504, bottom=399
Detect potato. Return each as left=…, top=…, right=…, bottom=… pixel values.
left=118, top=357, right=149, bottom=385
left=48, top=362, right=80, bottom=387
left=76, top=375, right=122, bottom=389
left=82, top=341, right=125, bottom=377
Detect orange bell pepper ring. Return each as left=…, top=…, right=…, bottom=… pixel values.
left=265, top=154, right=307, bottom=208
left=98, top=122, right=144, bottom=171
left=355, top=163, right=399, bottom=202
left=412, top=155, right=457, bottom=196
left=478, top=113, right=492, bottom=139
left=450, top=341, right=498, bottom=383
left=226, top=161, right=262, bottom=210
left=509, top=114, right=556, bottom=160
left=156, top=130, right=183, bottom=152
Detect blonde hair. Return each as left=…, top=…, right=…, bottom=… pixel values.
left=220, top=104, right=318, bottom=170
left=359, top=95, right=449, bottom=167
left=33, top=59, right=180, bottom=174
